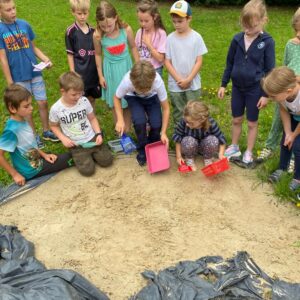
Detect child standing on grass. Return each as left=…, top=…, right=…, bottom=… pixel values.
left=165, top=0, right=207, bottom=125
left=258, top=7, right=300, bottom=170
left=49, top=72, right=113, bottom=177
left=0, top=85, right=72, bottom=186
left=114, top=61, right=170, bottom=166
left=93, top=0, right=139, bottom=133
left=65, top=0, right=101, bottom=111
left=135, top=0, right=166, bottom=77
left=217, top=0, right=275, bottom=164
left=262, top=67, right=300, bottom=191
left=0, top=0, right=58, bottom=149
left=173, top=100, right=226, bottom=171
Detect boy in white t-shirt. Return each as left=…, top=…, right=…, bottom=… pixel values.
left=49, top=71, right=112, bottom=176
left=165, top=0, right=207, bottom=125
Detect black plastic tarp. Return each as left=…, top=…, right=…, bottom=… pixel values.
left=0, top=225, right=109, bottom=300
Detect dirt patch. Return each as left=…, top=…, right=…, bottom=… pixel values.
left=1, top=155, right=299, bottom=299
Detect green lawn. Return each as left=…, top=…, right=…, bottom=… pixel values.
left=0, top=1, right=298, bottom=204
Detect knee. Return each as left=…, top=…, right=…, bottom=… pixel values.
left=247, top=120, right=258, bottom=130
left=37, top=100, right=48, bottom=109
left=232, top=117, right=243, bottom=126
left=71, top=149, right=95, bottom=176
left=93, top=145, right=113, bottom=168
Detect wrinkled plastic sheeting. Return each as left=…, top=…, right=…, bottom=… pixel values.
left=131, top=252, right=300, bottom=300
left=0, top=225, right=109, bottom=300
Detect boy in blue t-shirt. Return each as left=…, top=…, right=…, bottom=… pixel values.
left=65, top=0, right=101, bottom=110
left=0, top=85, right=72, bottom=186
left=0, top=0, right=58, bottom=148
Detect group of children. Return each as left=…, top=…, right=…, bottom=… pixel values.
left=0, top=0, right=299, bottom=193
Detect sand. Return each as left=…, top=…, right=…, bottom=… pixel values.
left=1, top=154, right=299, bottom=299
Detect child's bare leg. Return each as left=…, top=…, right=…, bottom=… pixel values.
left=123, top=108, right=132, bottom=133
left=88, top=96, right=96, bottom=111
left=246, top=120, right=258, bottom=152
left=231, top=116, right=243, bottom=145
left=37, top=100, right=50, bottom=132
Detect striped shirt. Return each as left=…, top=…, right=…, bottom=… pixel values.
left=173, top=117, right=226, bottom=145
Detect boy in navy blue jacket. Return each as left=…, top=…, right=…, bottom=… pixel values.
left=218, top=0, right=275, bottom=164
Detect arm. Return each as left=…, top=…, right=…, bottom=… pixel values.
left=87, top=112, right=103, bottom=145
left=67, top=54, right=75, bottom=72
left=37, top=148, right=57, bottom=164
left=142, top=32, right=165, bottom=64
left=0, top=149, right=25, bottom=185
left=126, top=26, right=139, bottom=63
left=32, top=41, right=52, bottom=67
left=93, top=32, right=106, bottom=88
left=219, top=144, right=226, bottom=160
left=114, top=95, right=125, bottom=135
left=164, top=58, right=181, bottom=82
left=160, top=99, right=170, bottom=148
left=0, top=49, right=13, bottom=85
left=50, top=122, right=76, bottom=148
left=175, top=143, right=184, bottom=165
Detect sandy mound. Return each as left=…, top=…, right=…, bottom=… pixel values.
left=1, top=155, right=299, bottom=299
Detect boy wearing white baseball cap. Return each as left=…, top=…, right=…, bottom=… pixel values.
left=165, top=0, right=208, bottom=125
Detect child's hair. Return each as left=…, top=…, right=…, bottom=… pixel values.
left=130, top=60, right=156, bottom=92
left=69, top=0, right=90, bottom=12
left=240, top=0, right=267, bottom=28
left=95, top=1, right=127, bottom=36
left=261, top=66, right=300, bottom=96
left=292, top=7, right=300, bottom=32
left=3, top=84, right=32, bottom=112
left=183, top=100, right=210, bottom=131
left=137, top=0, right=165, bottom=31
left=0, top=0, right=13, bottom=7
left=59, top=71, right=84, bottom=91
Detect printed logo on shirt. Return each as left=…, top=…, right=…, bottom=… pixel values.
left=78, top=49, right=86, bottom=57
left=257, top=42, right=265, bottom=49
left=2, top=30, right=30, bottom=51
left=60, top=109, right=87, bottom=124
left=78, top=49, right=95, bottom=57
left=106, top=43, right=126, bottom=55
left=138, top=45, right=151, bottom=59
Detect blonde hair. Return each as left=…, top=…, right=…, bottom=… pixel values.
left=4, top=84, right=31, bottom=112
left=292, top=7, right=300, bottom=32
left=183, top=101, right=210, bottom=131
left=59, top=71, right=84, bottom=92
left=69, top=0, right=90, bottom=12
left=95, top=1, right=127, bottom=37
left=130, top=60, right=156, bottom=92
left=240, top=0, right=267, bottom=28
left=261, top=66, right=300, bottom=96
left=137, top=0, right=165, bottom=31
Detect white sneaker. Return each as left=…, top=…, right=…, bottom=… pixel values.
left=185, top=158, right=197, bottom=171
left=242, top=150, right=253, bottom=164
left=204, top=158, right=213, bottom=166
left=224, top=144, right=241, bottom=158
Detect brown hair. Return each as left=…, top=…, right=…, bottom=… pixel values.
left=183, top=100, right=210, bottom=131
left=58, top=71, right=84, bottom=91
left=0, top=0, right=13, bottom=7
left=261, top=66, right=300, bottom=96
left=240, top=0, right=267, bottom=28
left=130, top=60, right=156, bottom=92
left=69, top=0, right=90, bottom=12
left=4, top=84, right=31, bottom=112
left=292, top=7, right=300, bottom=32
left=95, top=1, right=127, bottom=37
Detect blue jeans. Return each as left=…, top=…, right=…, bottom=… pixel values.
left=125, top=94, right=162, bottom=155
left=279, top=116, right=300, bottom=179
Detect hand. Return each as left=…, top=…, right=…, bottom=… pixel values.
left=257, top=96, right=269, bottom=109
left=95, top=134, right=103, bottom=145
left=61, top=136, right=76, bottom=148
left=160, top=133, right=169, bottom=149
left=115, top=120, right=125, bottom=136
left=177, top=78, right=191, bottom=90
left=176, top=156, right=184, bottom=166
left=218, top=153, right=226, bottom=160
left=142, top=32, right=152, bottom=49
left=284, top=132, right=295, bottom=150
left=99, top=76, right=107, bottom=89
left=44, top=57, right=53, bottom=68
left=13, top=173, right=25, bottom=186
left=44, top=154, right=57, bottom=164
left=218, top=87, right=226, bottom=99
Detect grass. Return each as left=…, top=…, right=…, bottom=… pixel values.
left=0, top=0, right=299, bottom=205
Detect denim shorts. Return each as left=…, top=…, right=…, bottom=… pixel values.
left=16, top=76, right=47, bottom=101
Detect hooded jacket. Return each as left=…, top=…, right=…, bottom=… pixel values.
left=221, top=32, right=275, bottom=92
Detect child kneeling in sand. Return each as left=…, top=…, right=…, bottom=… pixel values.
left=50, top=71, right=113, bottom=176
left=114, top=60, right=170, bottom=166
left=0, top=85, right=72, bottom=186
left=173, top=100, right=226, bottom=171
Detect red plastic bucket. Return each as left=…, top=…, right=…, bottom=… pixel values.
left=201, top=158, right=230, bottom=177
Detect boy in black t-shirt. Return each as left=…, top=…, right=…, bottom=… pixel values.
left=65, top=0, right=101, bottom=110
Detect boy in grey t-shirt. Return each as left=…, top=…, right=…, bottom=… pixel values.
left=165, top=0, right=207, bottom=124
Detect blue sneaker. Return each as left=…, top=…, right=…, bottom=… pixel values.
left=36, top=135, right=45, bottom=149
left=224, top=144, right=241, bottom=158
left=42, top=130, right=59, bottom=142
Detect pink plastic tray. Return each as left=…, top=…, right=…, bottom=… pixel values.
left=145, top=141, right=170, bottom=174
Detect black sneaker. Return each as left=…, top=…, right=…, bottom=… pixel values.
left=42, top=130, right=59, bottom=142
left=136, top=153, right=146, bottom=166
